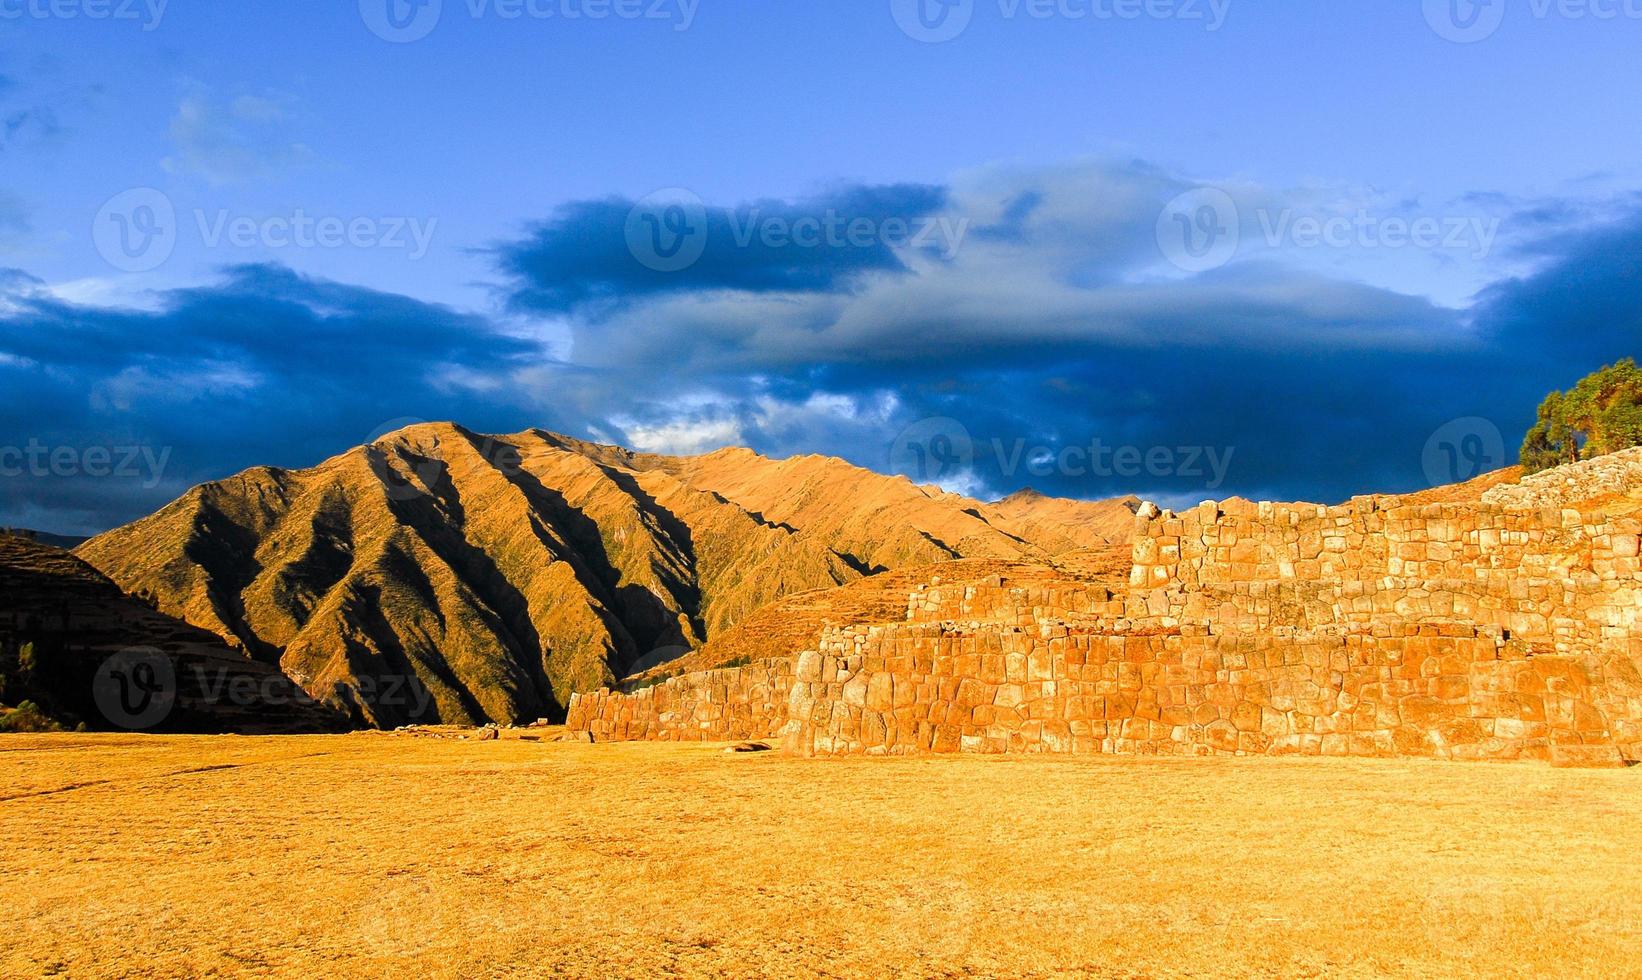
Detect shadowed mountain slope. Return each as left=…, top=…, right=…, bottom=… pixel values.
left=77, top=424, right=1138, bottom=727
left=0, top=533, right=347, bottom=733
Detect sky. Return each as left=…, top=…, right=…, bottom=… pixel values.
left=2, top=0, right=1641, bottom=534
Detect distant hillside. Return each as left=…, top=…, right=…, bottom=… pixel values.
left=0, top=533, right=347, bottom=734
left=77, top=423, right=1138, bottom=728
left=1, top=528, right=90, bottom=550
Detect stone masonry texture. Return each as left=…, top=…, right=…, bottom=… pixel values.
left=567, top=451, right=1642, bottom=767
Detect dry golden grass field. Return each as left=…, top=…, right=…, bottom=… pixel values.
left=3, top=734, right=1640, bottom=979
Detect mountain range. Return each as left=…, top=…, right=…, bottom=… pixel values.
left=75, top=423, right=1139, bottom=728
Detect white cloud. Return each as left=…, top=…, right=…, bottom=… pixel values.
left=619, top=416, right=745, bottom=456
left=91, top=362, right=261, bottom=413
left=43, top=277, right=171, bottom=311
left=162, top=85, right=315, bottom=186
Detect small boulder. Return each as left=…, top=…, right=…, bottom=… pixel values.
left=724, top=741, right=772, bottom=753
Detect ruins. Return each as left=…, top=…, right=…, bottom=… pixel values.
left=568, top=450, right=1642, bottom=767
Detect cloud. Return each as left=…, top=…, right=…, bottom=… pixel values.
left=1468, top=208, right=1642, bottom=387
left=0, top=56, right=102, bottom=155
left=8, top=159, right=1642, bottom=534
left=2, top=104, right=61, bottom=150
left=482, top=161, right=1642, bottom=505
left=162, top=86, right=315, bottom=185
left=491, top=183, right=950, bottom=313
left=619, top=416, right=745, bottom=456
left=0, top=264, right=558, bottom=533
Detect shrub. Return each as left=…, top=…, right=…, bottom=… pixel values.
left=0, top=701, right=65, bottom=733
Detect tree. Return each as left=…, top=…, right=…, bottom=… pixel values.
left=1521, top=359, right=1642, bottom=474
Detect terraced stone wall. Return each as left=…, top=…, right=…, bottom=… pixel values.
left=569, top=486, right=1642, bottom=767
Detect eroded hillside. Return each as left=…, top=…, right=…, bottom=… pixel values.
left=0, top=534, right=346, bottom=734
left=77, top=423, right=1138, bottom=727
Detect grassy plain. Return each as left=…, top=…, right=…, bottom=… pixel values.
left=2, top=733, right=1639, bottom=978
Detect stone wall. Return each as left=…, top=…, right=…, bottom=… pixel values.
left=566, top=659, right=797, bottom=744
left=568, top=459, right=1642, bottom=767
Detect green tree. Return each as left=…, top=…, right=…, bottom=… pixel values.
left=1522, top=359, right=1642, bottom=474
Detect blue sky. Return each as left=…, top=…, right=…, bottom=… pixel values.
left=3, top=0, right=1642, bottom=533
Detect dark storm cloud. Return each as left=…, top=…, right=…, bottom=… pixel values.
left=7, top=164, right=1640, bottom=535
left=491, top=183, right=950, bottom=313
left=486, top=165, right=1641, bottom=506
left=0, top=264, right=559, bottom=534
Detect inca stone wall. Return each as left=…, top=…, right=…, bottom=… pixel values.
left=568, top=461, right=1642, bottom=767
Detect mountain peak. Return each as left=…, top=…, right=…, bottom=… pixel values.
left=76, top=425, right=1139, bottom=729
